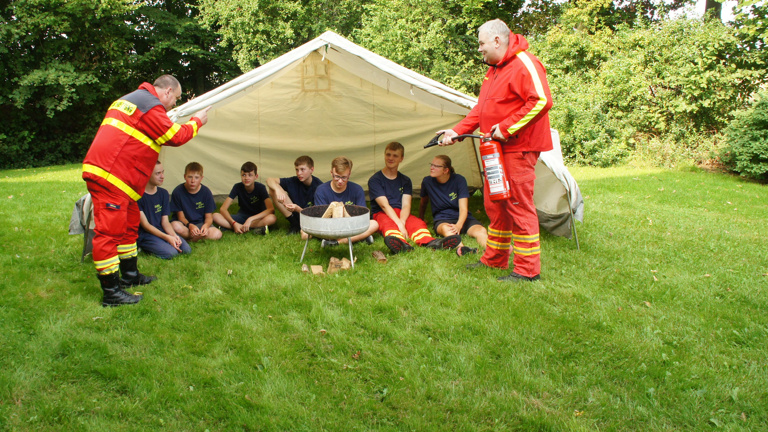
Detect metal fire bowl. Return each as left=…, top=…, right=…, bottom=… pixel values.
left=300, top=205, right=370, bottom=240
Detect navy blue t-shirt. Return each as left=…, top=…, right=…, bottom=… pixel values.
left=280, top=176, right=322, bottom=208
left=228, top=182, right=269, bottom=216
left=170, top=184, right=216, bottom=225
left=420, top=174, right=470, bottom=221
left=137, top=187, right=170, bottom=240
left=368, top=170, right=412, bottom=215
left=314, top=181, right=366, bottom=207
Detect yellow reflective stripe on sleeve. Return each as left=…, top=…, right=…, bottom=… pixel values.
left=507, top=52, right=549, bottom=135
left=513, top=245, right=541, bottom=255
left=82, top=164, right=142, bottom=201
left=155, top=123, right=181, bottom=145
left=512, top=233, right=540, bottom=243
left=101, top=118, right=161, bottom=153
left=487, top=238, right=511, bottom=249
left=187, top=120, right=199, bottom=137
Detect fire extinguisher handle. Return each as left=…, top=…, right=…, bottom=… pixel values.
left=424, top=133, right=443, bottom=148
left=424, top=133, right=484, bottom=148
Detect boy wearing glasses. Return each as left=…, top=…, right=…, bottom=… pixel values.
left=313, top=157, right=378, bottom=247
left=368, top=142, right=460, bottom=254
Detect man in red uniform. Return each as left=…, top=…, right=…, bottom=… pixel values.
left=439, top=19, right=553, bottom=282
left=82, top=75, right=210, bottom=306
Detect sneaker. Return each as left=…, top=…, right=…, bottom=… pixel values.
left=253, top=227, right=267, bottom=235
left=497, top=272, right=541, bottom=283
left=424, top=234, right=461, bottom=250
left=321, top=239, right=339, bottom=248
left=384, top=236, right=413, bottom=254
left=364, top=235, right=375, bottom=245
left=465, top=260, right=489, bottom=270
left=456, top=246, right=478, bottom=257
left=441, top=235, right=461, bottom=250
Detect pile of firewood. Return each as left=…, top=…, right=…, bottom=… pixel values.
left=320, top=201, right=349, bottom=218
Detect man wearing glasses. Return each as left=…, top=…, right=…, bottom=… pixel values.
left=368, top=142, right=461, bottom=254
left=313, top=156, right=378, bottom=247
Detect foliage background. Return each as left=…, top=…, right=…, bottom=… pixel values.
left=1, top=0, right=767, bottom=175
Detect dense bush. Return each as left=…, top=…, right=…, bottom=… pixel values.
left=0, top=0, right=237, bottom=170
left=720, top=92, right=768, bottom=181
left=538, top=19, right=764, bottom=167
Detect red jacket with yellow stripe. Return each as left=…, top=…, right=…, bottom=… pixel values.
left=453, top=32, right=553, bottom=153
left=82, top=82, right=202, bottom=200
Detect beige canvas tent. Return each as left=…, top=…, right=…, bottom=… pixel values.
left=163, top=31, right=583, bottom=239
left=163, top=31, right=482, bottom=196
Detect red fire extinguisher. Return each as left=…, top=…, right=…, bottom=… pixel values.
left=425, top=132, right=511, bottom=201
left=478, top=134, right=512, bottom=201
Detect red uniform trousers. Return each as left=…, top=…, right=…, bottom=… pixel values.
left=85, top=178, right=140, bottom=275
left=373, top=208, right=435, bottom=245
left=481, top=151, right=541, bottom=277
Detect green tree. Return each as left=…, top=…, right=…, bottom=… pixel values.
left=732, top=0, right=768, bottom=74
left=0, top=0, right=136, bottom=168
left=540, top=18, right=761, bottom=166
left=198, top=0, right=371, bottom=71
left=131, top=1, right=239, bottom=97
left=0, top=0, right=239, bottom=169
left=558, top=0, right=693, bottom=33
left=720, top=91, right=768, bottom=181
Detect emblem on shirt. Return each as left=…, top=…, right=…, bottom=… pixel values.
left=196, top=201, right=205, bottom=210
left=250, top=196, right=260, bottom=204
left=109, top=100, right=137, bottom=116
left=154, top=204, right=163, bottom=213
left=449, top=192, right=458, bottom=201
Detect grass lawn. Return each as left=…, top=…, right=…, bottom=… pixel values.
left=0, top=163, right=766, bottom=431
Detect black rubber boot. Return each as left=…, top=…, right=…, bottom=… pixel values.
left=497, top=272, right=541, bottom=283
left=119, top=256, right=157, bottom=288
left=100, top=272, right=142, bottom=307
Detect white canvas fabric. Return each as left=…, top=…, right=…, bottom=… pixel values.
left=162, top=31, right=482, bottom=197
left=534, top=129, right=585, bottom=239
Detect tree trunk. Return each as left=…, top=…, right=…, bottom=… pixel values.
left=705, top=0, right=723, bottom=22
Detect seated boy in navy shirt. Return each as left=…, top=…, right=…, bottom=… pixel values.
left=137, top=161, right=191, bottom=259
left=313, top=156, right=378, bottom=247
left=171, top=162, right=222, bottom=242
left=213, top=161, right=276, bottom=234
left=368, top=141, right=460, bottom=254
left=266, top=155, right=323, bottom=234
